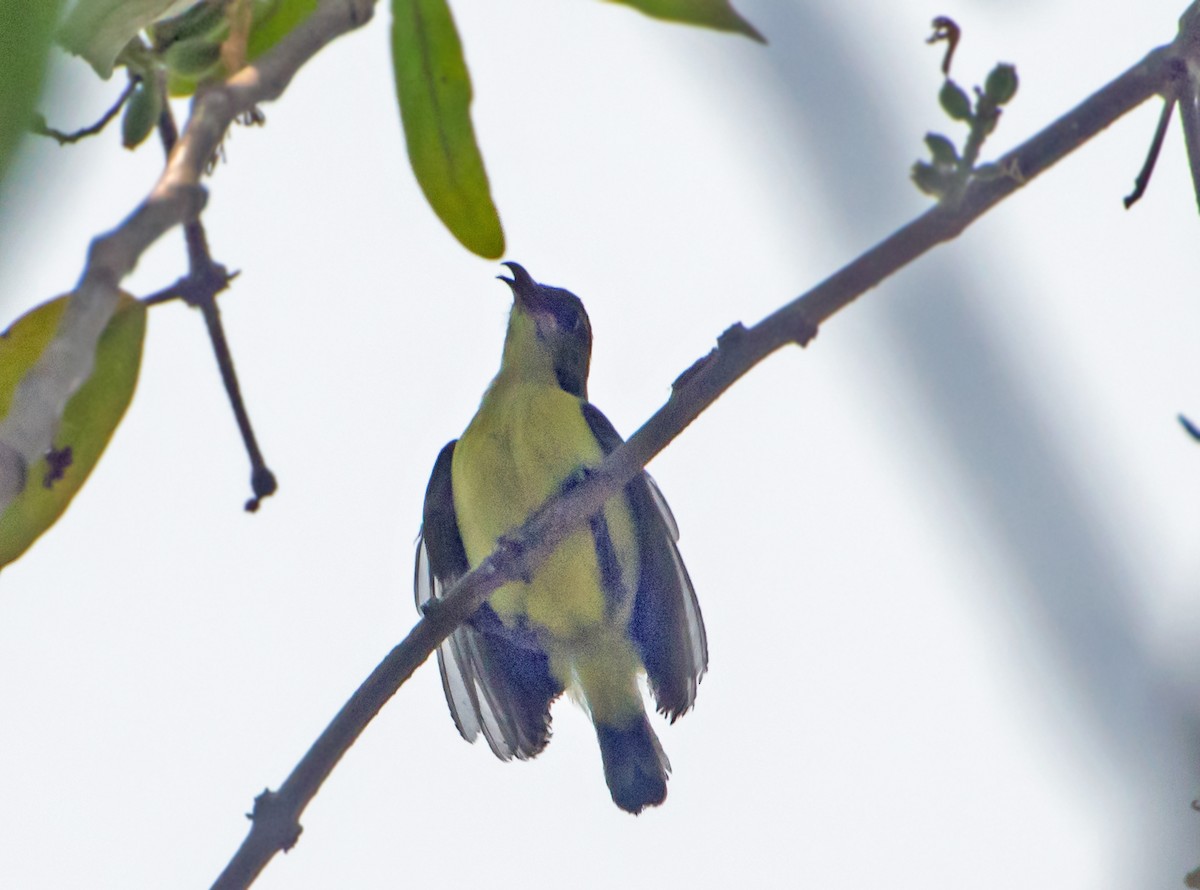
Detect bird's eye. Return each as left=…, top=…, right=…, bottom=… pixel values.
left=555, top=306, right=581, bottom=331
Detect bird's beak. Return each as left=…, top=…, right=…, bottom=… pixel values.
left=498, top=261, right=548, bottom=313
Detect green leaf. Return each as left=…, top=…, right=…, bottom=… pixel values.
left=163, top=32, right=223, bottom=76
left=121, top=79, right=163, bottom=148
left=911, top=160, right=950, bottom=198
left=0, top=0, right=62, bottom=183
left=938, top=79, right=972, bottom=122
left=924, top=133, right=959, bottom=167
left=391, top=0, right=504, bottom=259
left=984, top=63, right=1018, bottom=106
left=151, top=0, right=227, bottom=48
left=59, top=0, right=196, bottom=78
left=0, top=293, right=147, bottom=569
left=166, top=69, right=203, bottom=98
left=603, top=0, right=764, bottom=42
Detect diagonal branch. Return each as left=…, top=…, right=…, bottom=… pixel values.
left=210, top=11, right=1200, bottom=889
left=0, top=0, right=376, bottom=520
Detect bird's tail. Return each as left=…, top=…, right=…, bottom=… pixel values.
left=595, top=713, right=671, bottom=814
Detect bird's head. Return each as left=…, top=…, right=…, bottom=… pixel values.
left=498, top=262, right=593, bottom=398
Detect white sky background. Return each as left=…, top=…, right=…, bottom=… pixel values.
left=0, top=0, right=1197, bottom=887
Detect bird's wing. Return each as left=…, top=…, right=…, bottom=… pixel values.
left=580, top=404, right=708, bottom=720
left=416, top=441, right=561, bottom=760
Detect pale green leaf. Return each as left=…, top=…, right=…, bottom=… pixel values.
left=0, top=293, right=147, bottom=569
left=603, top=0, right=764, bottom=42
left=391, top=0, right=504, bottom=259
left=59, top=0, right=196, bottom=78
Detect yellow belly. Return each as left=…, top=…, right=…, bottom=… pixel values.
left=451, top=382, right=639, bottom=645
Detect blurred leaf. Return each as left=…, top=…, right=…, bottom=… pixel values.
left=151, top=0, right=226, bottom=47
left=938, top=79, right=972, bottom=121
left=603, top=0, right=764, bottom=42
left=121, top=78, right=162, bottom=148
left=245, top=0, right=317, bottom=59
left=0, top=0, right=62, bottom=183
left=924, top=132, right=958, bottom=166
left=911, top=160, right=950, bottom=198
left=166, top=69, right=201, bottom=98
left=164, top=32, right=222, bottom=76
left=984, top=63, right=1019, bottom=106
left=156, top=1, right=226, bottom=96
left=59, top=0, right=197, bottom=78
left=0, top=294, right=147, bottom=569
left=391, top=0, right=504, bottom=259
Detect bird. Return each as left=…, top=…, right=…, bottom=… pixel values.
left=415, top=262, right=707, bottom=814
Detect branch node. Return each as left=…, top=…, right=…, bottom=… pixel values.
left=788, top=314, right=819, bottom=347
left=247, top=788, right=303, bottom=853
left=716, top=322, right=749, bottom=347
left=493, top=533, right=533, bottom=584
left=348, top=0, right=376, bottom=26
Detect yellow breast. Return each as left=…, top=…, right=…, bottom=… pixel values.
left=451, top=381, right=638, bottom=642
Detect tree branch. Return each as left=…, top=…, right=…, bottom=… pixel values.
left=210, top=11, right=1200, bottom=889
left=0, top=0, right=376, bottom=519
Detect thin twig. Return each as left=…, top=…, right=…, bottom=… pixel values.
left=198, top=293, right=278, bottom=511
left=1124, top=94, right=1177, bottom=208
left=209, top=21, right=1188, bottom=890
left=156, top=95, right=278, bottom=511
left=34, top=78, right=137, bottom=145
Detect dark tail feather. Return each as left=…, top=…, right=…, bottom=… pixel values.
left=596, top=714, right=671, bottom=814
